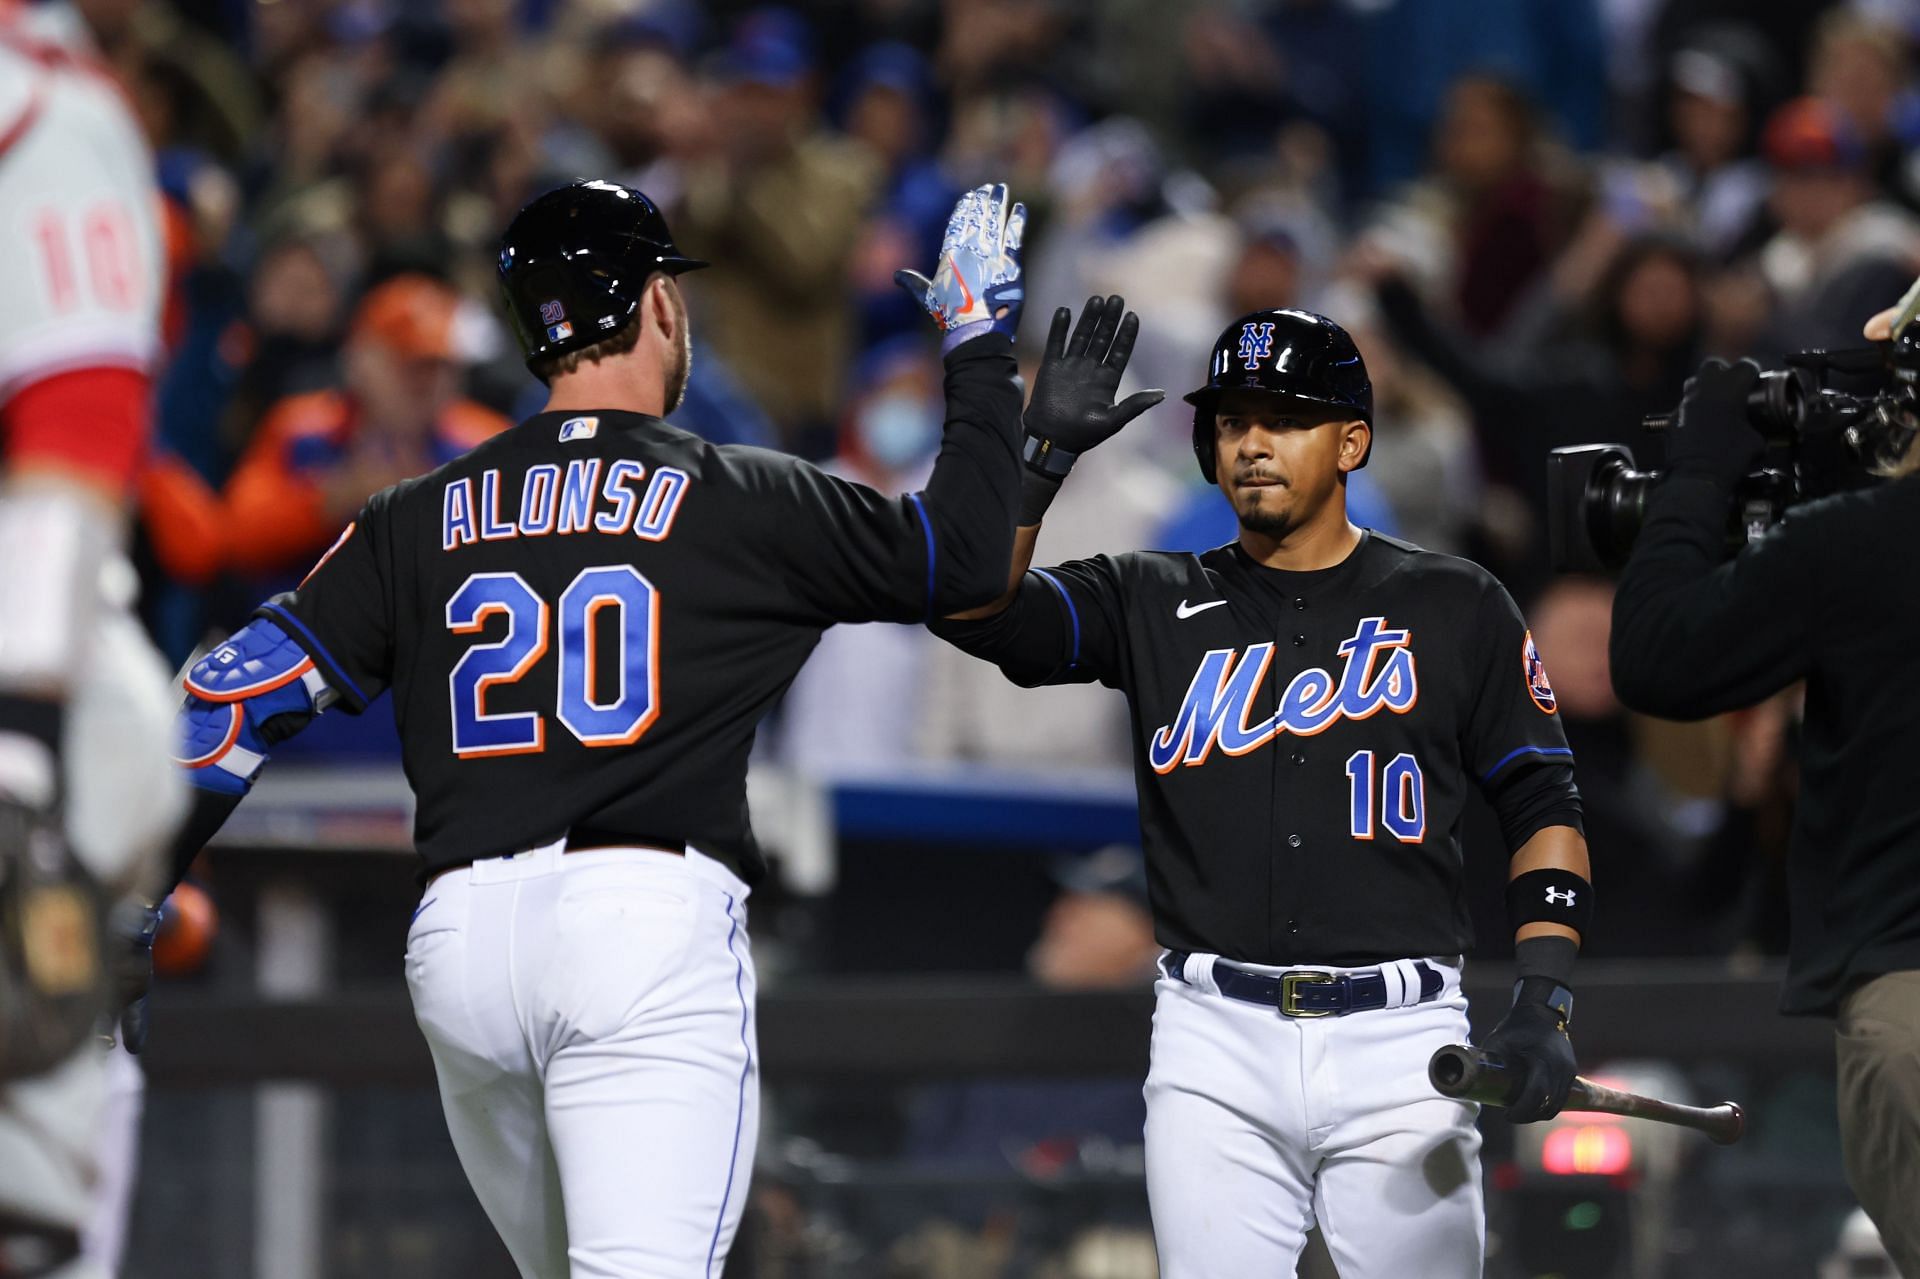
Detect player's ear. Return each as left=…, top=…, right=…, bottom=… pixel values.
left=643, top=273, right=679, bottom=345
left=1337, top=419, right=1370, bottom=474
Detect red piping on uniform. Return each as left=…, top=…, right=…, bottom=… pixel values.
left=0, top=81, right=46, bottom=164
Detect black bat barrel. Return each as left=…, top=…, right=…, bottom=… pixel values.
left=1428, top=1044, right=1521, bottom=1107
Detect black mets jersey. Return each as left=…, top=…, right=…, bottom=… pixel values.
left=934, top=531, right=1581, bottom=965
left=258, top=337, right=1022, bottom=881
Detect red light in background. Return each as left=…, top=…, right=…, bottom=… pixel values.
left=1542, top=1125, right=1634, bottom=1175
left=1492, top=1161, right=1524, bottom=1192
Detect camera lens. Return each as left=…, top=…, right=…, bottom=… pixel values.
left=1748, top=368, right=1816, bottom=445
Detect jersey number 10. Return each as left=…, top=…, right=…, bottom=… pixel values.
left=446, top=566, right=658, bottom=758
left=1344, top=750, right=1425, bottom=843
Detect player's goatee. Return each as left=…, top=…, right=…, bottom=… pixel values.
left=1234, top=490, right=1296, bottom=538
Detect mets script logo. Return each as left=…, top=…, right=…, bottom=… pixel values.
left=539, top=299, right=567, bottom=325
left=1523, top=630, right=1557, bottom=715
left=1236, top=321, right=1276, bottom=371
left=1148, top=617, right=1418, bottom=773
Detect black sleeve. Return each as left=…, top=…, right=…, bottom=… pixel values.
left=762, top=333, right=1022, bottom=624
left=165, top=789, right=242, bottom=890
left=256, top=497, right=397, bottom=712
left=1610, top=475, right=1823, bottom=720
left=928, top=555, right=1128, bottom=688
left=1462, top=573, right=1576, bottom=792
left=1485, top=761, right=1584, bottom=853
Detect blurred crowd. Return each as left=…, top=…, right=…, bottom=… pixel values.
left=78, top=0, right=1920, bottom=961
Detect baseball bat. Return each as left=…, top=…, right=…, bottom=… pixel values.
left=1428, top=1044, right=1745, bottom=1145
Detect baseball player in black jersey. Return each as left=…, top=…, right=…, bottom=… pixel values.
left=152, top=178, right=1032, bottom=1277
left=933, top=304, right=1595, bottom=1277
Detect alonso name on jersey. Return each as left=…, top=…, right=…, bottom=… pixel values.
left=441, top=456, right=690, bottom=549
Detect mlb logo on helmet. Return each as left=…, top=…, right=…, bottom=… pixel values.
left=1522, top=631, right=1557, bottom=714
left=547, top=321, right=574, bottom=341
left=558, top=416, right=599, bottom=442
left=540, top=299, right=573, bottom=342
left=1237, top=321, right=1275, bottom=371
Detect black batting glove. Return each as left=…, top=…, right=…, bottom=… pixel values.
left=1667, top=357, right=1764, bottom=491
left=1023, top=295, right=1164, bottom=469
left=1480, top=977, right=1578, bottom=1123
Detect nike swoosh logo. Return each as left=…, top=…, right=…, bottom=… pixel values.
left=953, top=264, right=975, bottom=318
left=1175, top=599, right=1228, bottom=619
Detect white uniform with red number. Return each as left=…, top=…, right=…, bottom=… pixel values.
left=0, top=9, right=181, bottom=1278
left=0, top=7, right=162, bottom=409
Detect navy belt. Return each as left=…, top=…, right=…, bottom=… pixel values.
left=1163, top=951, right=1444, bottom=1017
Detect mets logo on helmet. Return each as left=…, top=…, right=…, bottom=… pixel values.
left=1522, top=630, right=1557, bottom=714
left=1237, top=321, right=1275, bottom=371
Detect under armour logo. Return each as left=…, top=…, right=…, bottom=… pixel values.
left=1237, top=321, right=1275, bottom=371
left=1545, top=887, right=1577, bottom=907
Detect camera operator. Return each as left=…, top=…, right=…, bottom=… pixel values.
left=1609, top=340, right=1920, bottom=1276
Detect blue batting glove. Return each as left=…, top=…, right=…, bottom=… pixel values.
left=894, top=182, right=1026, bottom=352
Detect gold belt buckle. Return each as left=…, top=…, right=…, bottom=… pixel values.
left=1280, top=970, right=1337, bottom=1018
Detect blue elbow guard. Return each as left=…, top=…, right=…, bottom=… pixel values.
left=174, top=619, right=336, bottom=796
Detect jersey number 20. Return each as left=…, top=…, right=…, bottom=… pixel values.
left=1344, top=750, right=1425, bottom=843
left=446, top=567, right=658, bottom=758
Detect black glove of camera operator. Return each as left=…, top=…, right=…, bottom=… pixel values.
left=1667, top=358, right=1765, bottom=491
left=1018, top=295, right=1164, bottom=524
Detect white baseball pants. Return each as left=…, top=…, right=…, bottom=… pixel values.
left=405, top=841, right=758, bottom=1279
left=1144, top=956, right=1484, bottom=1279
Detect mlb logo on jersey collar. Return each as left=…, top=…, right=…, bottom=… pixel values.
left=559, top=416, right=599, bottom=442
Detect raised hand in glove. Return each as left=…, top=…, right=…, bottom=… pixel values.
left=1479, top=977, right=1579, bottom=1123
left=895, top=183, right=1025, bottom=351
left=1026, top=296, right=1166, bottom=466
left=1018, top=295, right=1165, bottom=522
left=1668, top=357, right=1764, bottom=490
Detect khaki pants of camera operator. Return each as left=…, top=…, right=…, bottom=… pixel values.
left=1836, top=969, right=1920, bottom=1278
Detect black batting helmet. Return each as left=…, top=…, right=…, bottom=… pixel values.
left=497, top=180, right=707, bottom=376
left=1184, top=308, right=1373, bottom=483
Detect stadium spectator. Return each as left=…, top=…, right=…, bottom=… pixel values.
left=1324, top=292, right=1483, bottom=559
left=769, top=339, right=946, bottom=775
left=678, top=7, right=881, bottom=454
left=1658, top=39, right=1772, bottom=258
left=838, top=42, right=962, bottom=345
left=1430, top=74, right=1574, bottom=337
left=1806, top=10, right=1918, bottom=206
left=579, top=12, right=712, bottom=210
left=1756, top=96, right=1920, bottom=354
left=142, top=274, right=507, bottom=586
left=1367, top=232, right=1706, bottom=590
